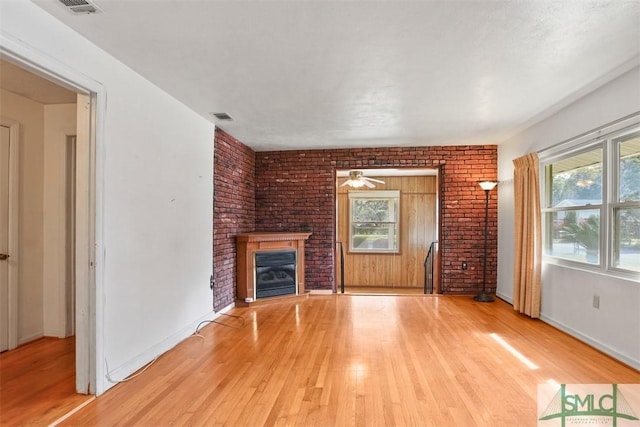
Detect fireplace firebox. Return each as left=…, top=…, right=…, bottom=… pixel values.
left=255, top=251, right=296, bottom=298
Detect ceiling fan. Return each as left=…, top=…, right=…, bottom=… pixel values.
left=340, top=170, right=385, bottom=188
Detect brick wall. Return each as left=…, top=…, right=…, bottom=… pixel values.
left=212, top=131, right=498, bottom=299
left=213, top=128, right=255, bottom=311
left=255, top=146, right=498, bottom=294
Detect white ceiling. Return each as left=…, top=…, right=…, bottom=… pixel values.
left=33, top=0, right=640, bottom=151
left=1, top=59, right=77, bottom=104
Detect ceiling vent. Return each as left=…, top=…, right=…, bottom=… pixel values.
left=58, top=0, right=101, bottom=14
left=211, top=112, right=234, bottom=121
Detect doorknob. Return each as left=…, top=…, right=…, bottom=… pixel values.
left=0, top=254, right=9, bottom=260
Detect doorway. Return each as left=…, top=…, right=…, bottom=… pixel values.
left=335, top=168, right=440, bottom=294
left=0, top=53, right=96, bottom=395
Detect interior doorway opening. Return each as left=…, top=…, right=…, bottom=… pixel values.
left=0, top=51, right=97, bottom=397
left=335, top=168, right=440, bottom=295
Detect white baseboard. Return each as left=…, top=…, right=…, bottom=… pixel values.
left=103, top=303, right=235, bottom=390
left=495, top=292, right=513, bottom=304
left=496, top=292, right=638, bottom=370
left=539, top=313, right=640, bottom=371
left=18, top=332, right=44, bottom=346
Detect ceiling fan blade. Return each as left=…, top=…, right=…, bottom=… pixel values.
left=340, top=180, right=351, bottom=187
left=363, top=180, right=376, bottom=188
left=364, top=177, right=385, bottom=184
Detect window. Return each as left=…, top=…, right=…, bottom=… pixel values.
left=544, top=146, right=603, bottom=264
left=541, top=122, right=640, bottom=277
left=613, top=131, right=640, bottom=272
left=348, top=190, right=399, bottom=253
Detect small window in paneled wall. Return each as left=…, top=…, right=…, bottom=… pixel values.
left=348, top=190, right=400, bottom=253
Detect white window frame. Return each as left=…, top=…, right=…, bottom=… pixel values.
left=611, top=127, right=640, bottom=273
left=539, top=115, right=640, bottom=282
left=348, top=190, right=400, bottom=254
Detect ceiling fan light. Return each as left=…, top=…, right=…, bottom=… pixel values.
left=348, top=170, right=363, bottom=180
left=342, top=170, right=385, bottom=188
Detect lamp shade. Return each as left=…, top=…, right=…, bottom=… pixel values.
left=478, top=181, right=498, bottom=191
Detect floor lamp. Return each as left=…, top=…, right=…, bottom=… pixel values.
left=474, top=181, right=498, bottom=302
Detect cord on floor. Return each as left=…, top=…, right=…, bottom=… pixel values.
left=195, top=312, right=246, bottom=333
left=105, top=312, right=246, bottom=384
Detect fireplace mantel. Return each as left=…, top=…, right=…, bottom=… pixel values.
left=236, top=232, right=312, bottom=243
left=236, top=232, right=312, bottom=303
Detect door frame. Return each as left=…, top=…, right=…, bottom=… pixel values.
left=64, top=135, right=77, bottom=338
left=0, top=117, right=20, bottom=351
left=1, top=34, right=105, bottom=394
left=334, top=168, right=441, bottom=293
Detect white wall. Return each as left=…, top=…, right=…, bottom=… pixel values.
left=497, top=65, right=640, bottom=369
left=43, top=103, right=77, bottom=338
left=1, top=2, right=215, bottom=394
left=0, top=89, right=45, bottom=345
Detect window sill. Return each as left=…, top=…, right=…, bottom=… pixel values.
left=543, top=256, right=640, bottom=283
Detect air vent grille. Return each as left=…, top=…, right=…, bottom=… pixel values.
left=58, top=0, right=101, bottom=14
left=211, top=113, right=234, bottom=121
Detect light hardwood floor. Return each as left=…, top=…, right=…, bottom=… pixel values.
left=0, top=336, right=93, bottom=426
left=2, top=295, right=639, bottom=426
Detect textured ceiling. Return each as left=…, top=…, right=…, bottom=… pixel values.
left=33, top=0, right=640, bottom=151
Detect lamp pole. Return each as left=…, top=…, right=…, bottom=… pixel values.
left=474, top=181, right=497, bottom=302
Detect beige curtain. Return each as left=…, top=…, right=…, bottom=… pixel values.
left=513, top=153, right=542, bottom=318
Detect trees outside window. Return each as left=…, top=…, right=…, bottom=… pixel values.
left=613, top=132, right=640, bottom=272
left=348, top=191, right=399, bottom=253
left=542, top=125, right=640, bottom=275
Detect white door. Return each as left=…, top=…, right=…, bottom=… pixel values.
left=0, top=125, right=10, bottom=352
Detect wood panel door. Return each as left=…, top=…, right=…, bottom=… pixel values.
left=337, top=175, right=437, bottom=289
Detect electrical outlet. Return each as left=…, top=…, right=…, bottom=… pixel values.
left=593, top=294, right=600, bottom=309
left=462, top=262, right=468, bottom=270
left=210, top=275, right=214, bottom=290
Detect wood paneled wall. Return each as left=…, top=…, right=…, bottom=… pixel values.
left=337, top=175, right=437, bottom=288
